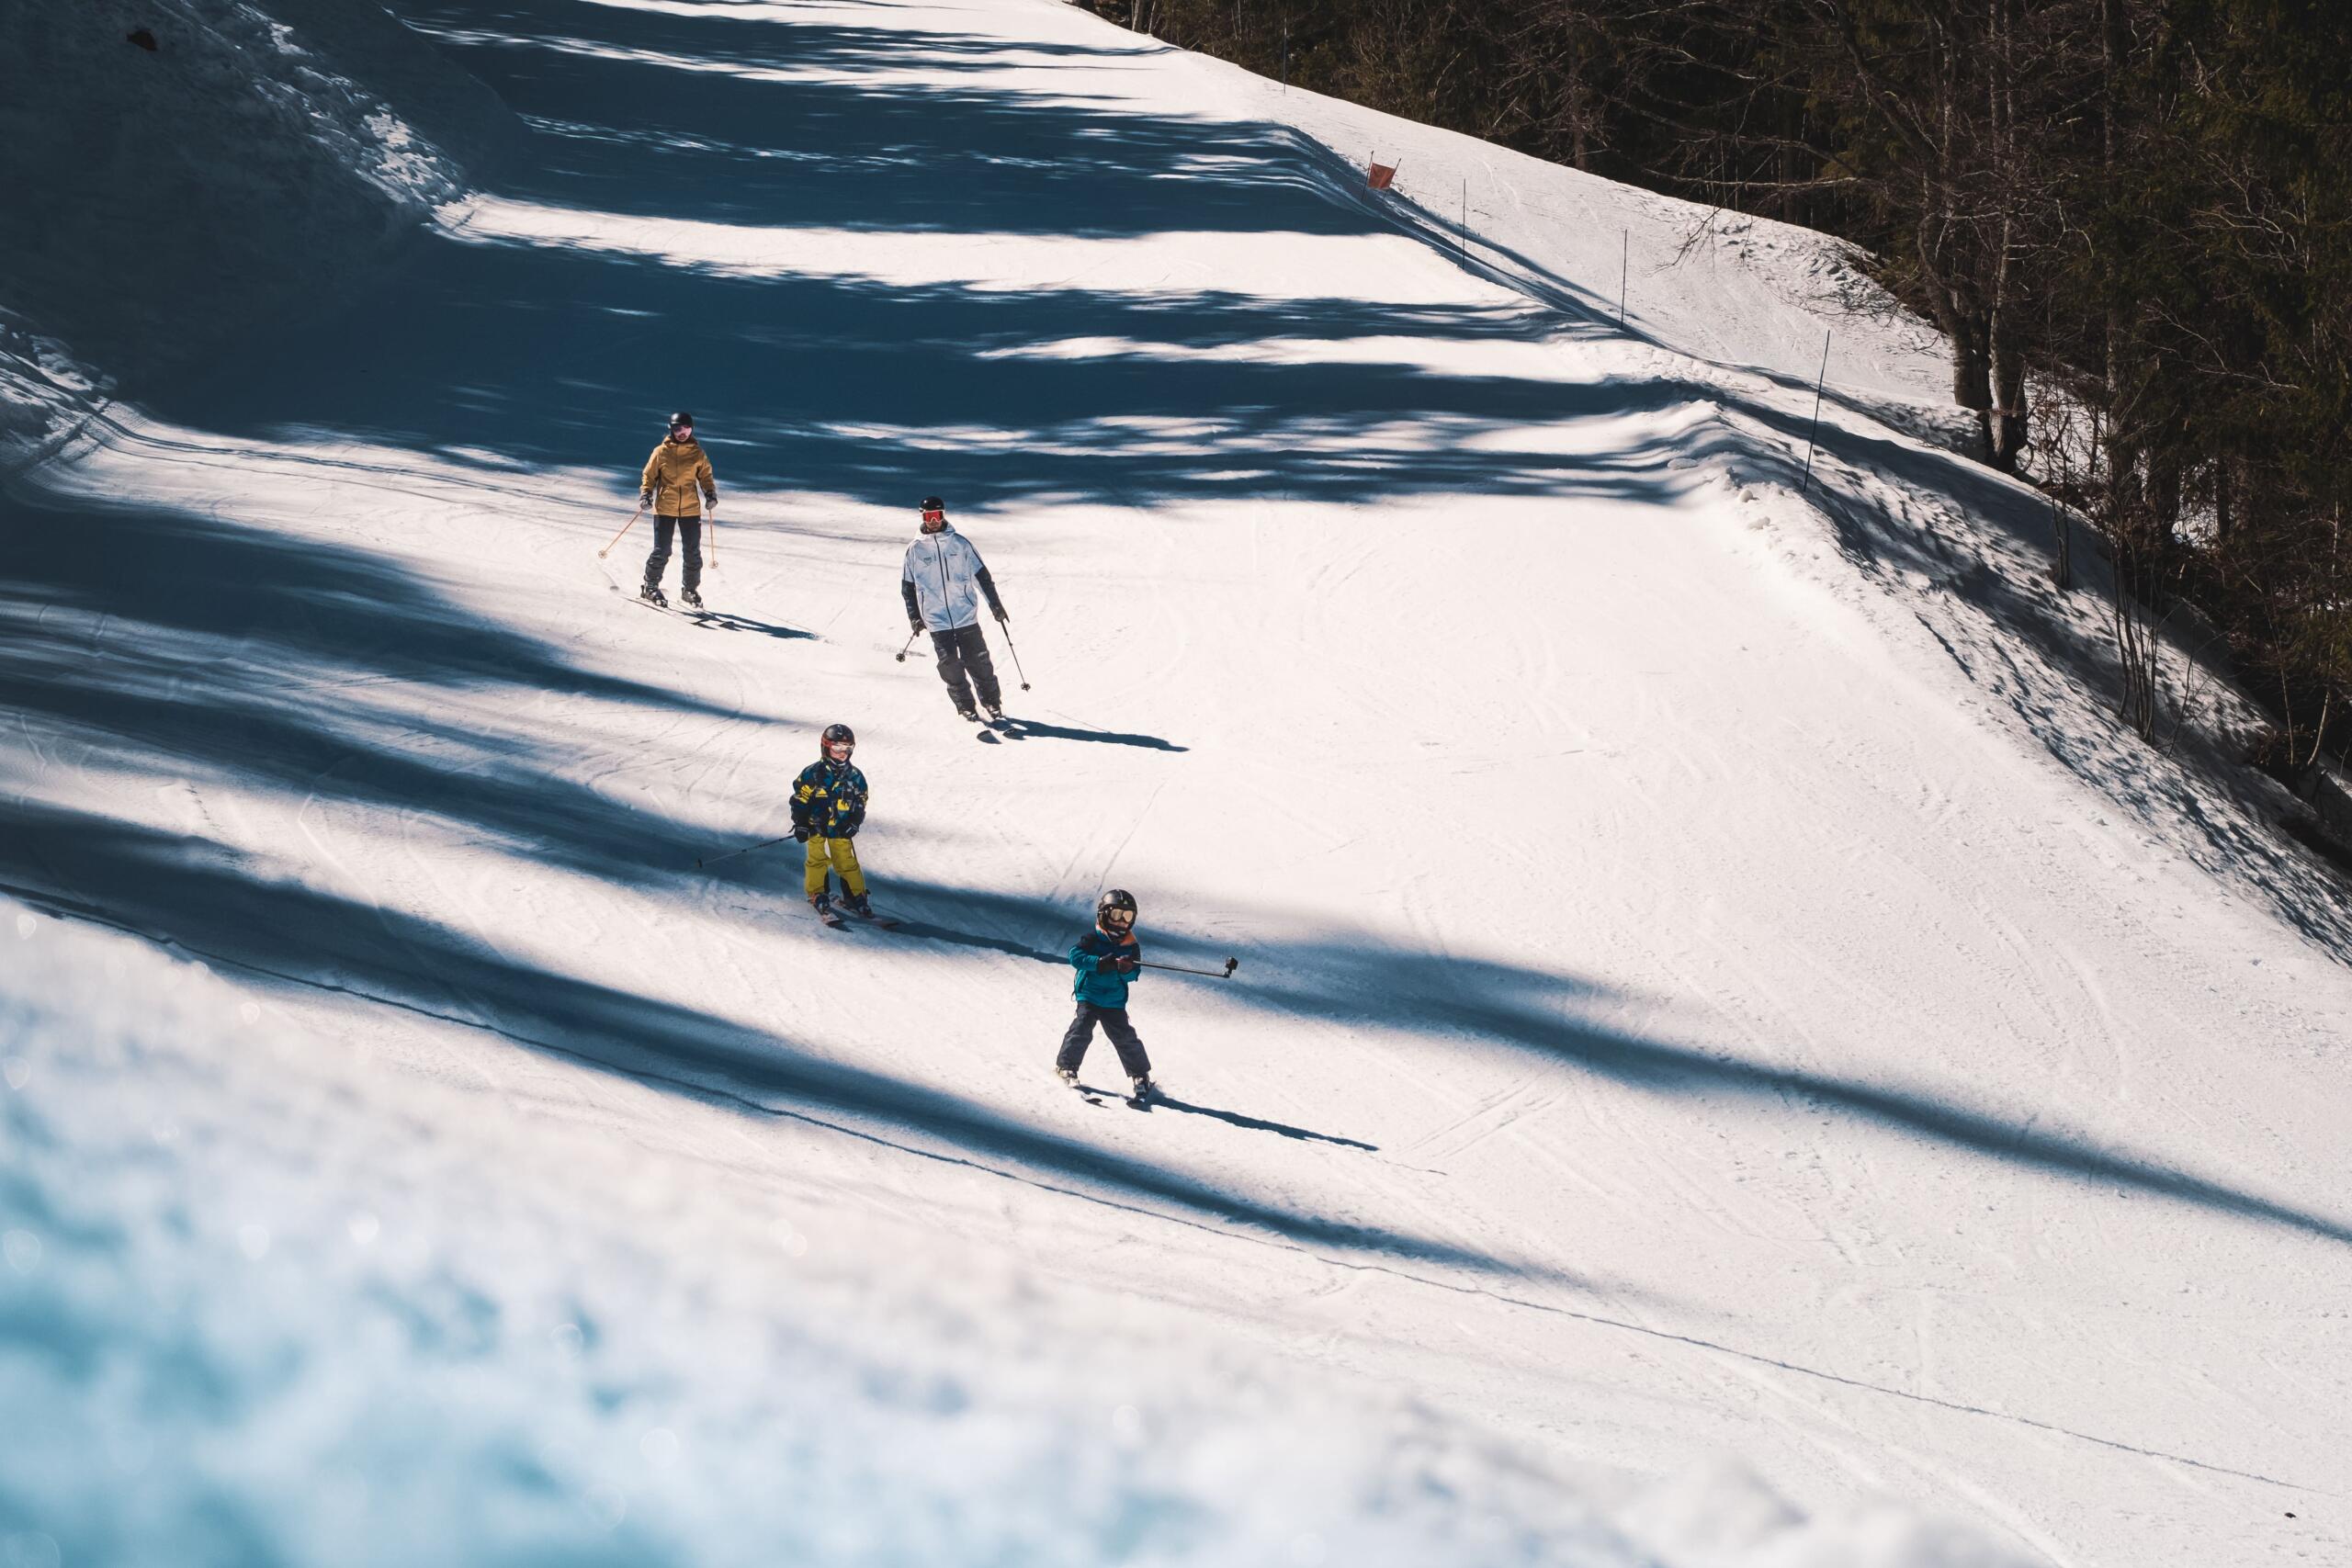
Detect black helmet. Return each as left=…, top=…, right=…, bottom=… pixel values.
left=820, top=722, right=854, bottom=759
left=919, top=495, right=946, bottom=513
left=668, top=411, right=695, bottom=433
left=1095, top=888, right=1136, bottom=931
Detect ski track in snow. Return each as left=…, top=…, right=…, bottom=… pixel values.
left=6, top=0, right=2352, bottom=1563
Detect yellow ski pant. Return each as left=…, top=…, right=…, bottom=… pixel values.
left=804, top=836, right=867, bottom=898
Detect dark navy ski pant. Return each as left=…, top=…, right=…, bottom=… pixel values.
left=930, top=623, right=1002, bottom=714
left=1057, top=1004, right=1149, bottom=1078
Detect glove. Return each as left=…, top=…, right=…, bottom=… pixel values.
left=1094, top=954, right=1121, bottom=974
left=910, top=620, right=925, bottom=637
left=639, top=489, right=653, bottom=508
left=1114, top=956, right=1139, bottom=974
left=992, top=605, right=1010, bottom=624
left=792, top=824, right=812, bottom=842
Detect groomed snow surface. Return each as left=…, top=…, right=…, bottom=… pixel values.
left=4, top=1, right=2348, bottom=1563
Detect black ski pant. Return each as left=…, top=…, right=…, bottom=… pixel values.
left=644, top=514, right=702, bottom=592
left=929, top=622, right=1002, bottom=714
left=1057, top=1003, right=1150, bottom=1079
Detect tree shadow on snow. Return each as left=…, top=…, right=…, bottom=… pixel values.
left=133, top=0, right=1666, bottom=523
left=0, top=483, right=1481, bottom=1268
left=0, top=796, right=1506, bottom=1277
left=836, top=875, right=2352, bottom=1252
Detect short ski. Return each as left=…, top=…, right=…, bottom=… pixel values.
left=1063, top=1074, right=1156, bottom=1108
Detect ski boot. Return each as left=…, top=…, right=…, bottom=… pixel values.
left=1056, top=1066, right=1080, bottom=1088
left=982, top=702, right=1005, bottom=724
left=1127, top=1075, right=1156, bottom=1102
left=681, top=586, right=704, bottom=609
left=956, top=705, right=981, bottom=723
left=639, top=581, right=668, bottom=607
left=808, top=892, right=842, bottom=927
left=842, top=891, right=874, bottom=919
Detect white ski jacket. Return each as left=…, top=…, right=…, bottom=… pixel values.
left=901, top=525, right=1003, bottom=633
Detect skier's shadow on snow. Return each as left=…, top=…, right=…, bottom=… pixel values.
left=1149, top=1093, right=1376, bottom=1151
left=686, top=609, right=812, bottom=640
left=860, top=918, right=1059, bottom=965
left=1007, top=718, right=1186, bottom=752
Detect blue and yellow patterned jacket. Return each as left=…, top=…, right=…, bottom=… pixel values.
left=791, top=759, right=867, bottom=839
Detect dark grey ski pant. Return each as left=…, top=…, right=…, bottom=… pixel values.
left=645, top=514, right=702, bottom=592
left=1057, top=1004, right=1149, bottom=1079
left=930, top=622, right=1002, bottom=713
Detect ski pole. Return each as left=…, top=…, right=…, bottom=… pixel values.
left=894, top=627, right=922, bottom=663
left=706, top=506, right=718, bottom=571
left=695, top=832, right=796, bottom=870
left=1136, top=957, right=1238, bottom=979
left=998, top=616, right=1032, bottom=691
left=596, top=503, right=646, bottom=559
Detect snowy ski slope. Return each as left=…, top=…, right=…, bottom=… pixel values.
left=4, top=0, right=2349, bottom=1562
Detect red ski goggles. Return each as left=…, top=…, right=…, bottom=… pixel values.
left=921, top=508, right=945, bottom=525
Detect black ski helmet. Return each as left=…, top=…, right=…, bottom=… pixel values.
left=1096, top=888, right=1137, bottom=931
left=920, top=495, right=946, bottom=513
left=820, top=722, right=854, bottom=759
left=668, top=411, right=695, bottom=434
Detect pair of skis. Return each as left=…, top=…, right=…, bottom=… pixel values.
left=1061, top=1070, right=1158, bottom=1108
left=967, top=710, right=1025, bottom=743
left=812, top=898, right=900, bottom=931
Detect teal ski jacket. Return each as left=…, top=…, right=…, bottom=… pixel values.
left=1069, top=929, right=1142, bottom=1008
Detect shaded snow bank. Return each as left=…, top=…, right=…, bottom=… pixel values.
left=0, top=0, right=515, bottom=467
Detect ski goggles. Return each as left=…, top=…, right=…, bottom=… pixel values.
left=1099, top=908, right=1135, bottom=932
left=669, top=423, right=694, bottom=440
left=921, top=507, right=946, bottom=525
left=824, top=739, right=854, bottom=761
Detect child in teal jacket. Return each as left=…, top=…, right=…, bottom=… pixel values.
left=1055, top=889, right=1152, bottom=1099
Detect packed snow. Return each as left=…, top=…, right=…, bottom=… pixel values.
left=3, top=0, right=2347, bottom=1564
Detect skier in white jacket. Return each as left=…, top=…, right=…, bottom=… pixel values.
left=900, top=495, right=1010, bottom=722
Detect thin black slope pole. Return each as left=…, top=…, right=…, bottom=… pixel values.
left=696, top=834, right=794, bottom=870
left=1136, top=957, right=1239, bottom=979
left=998, top=618, right=1032, bottom=691
left=1799, top=329, right=1831, bottom=493
left=1619, top=231, right=1627, bottom=323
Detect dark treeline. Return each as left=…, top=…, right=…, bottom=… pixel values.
left=1090, top=0, right=2352, bottom=775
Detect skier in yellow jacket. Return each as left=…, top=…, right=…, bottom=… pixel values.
left=639, top=411, right=717, bottom=607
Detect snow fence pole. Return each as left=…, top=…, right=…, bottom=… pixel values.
left=596, top=503, right=646, bottom=559
left=695, top=833, right=796, bottom=870
left=1799, top=329, right=1831, bottom=494
left=1136, top=957, right=1239, bottom=979
left=998, top=616, right=1033, bottom=691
